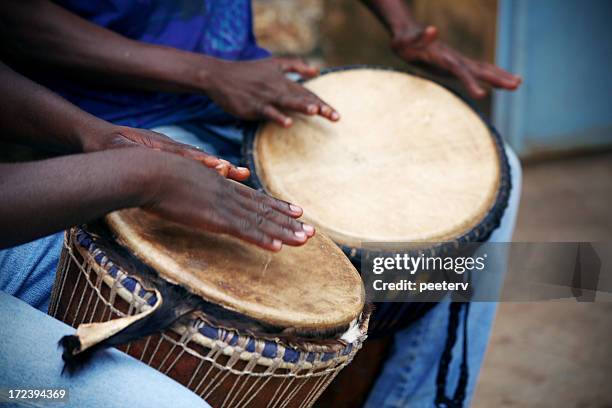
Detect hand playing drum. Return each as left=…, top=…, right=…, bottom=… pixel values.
left=141, top=149, right=315, bottom=252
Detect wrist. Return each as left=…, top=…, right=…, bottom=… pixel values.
left=118, top=147, right=171, bottom=208
left=192, top=55, right=228, bottom=92
left=390, top=23, right=425, bottom=52
left=175, top=52, right=225, bottom=93
left=71, top=116, right=118, bottom=153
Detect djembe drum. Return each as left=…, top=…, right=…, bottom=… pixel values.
left=243, top=66, right=511, bottom=404
left=49, top=209, right=369, bottom=408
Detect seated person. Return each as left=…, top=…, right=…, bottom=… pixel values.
left=0, top=1, right=521, bottom=406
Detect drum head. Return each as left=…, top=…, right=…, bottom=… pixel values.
left=252, top=68, right=503, bottom=247
left=106, top=209, right=364, bottom=331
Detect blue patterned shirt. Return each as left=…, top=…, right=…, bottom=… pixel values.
left=40, top=1, right=269, bottom=128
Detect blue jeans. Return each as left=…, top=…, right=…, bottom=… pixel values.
left=0, top=291, right=209, bottom=408
left=0, top=120, right=521, bottom=407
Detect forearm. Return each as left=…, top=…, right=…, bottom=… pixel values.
left=360, top=0, right=421, bottom=40
left=0, top=147, right=158, bottom=248
left=0, top=0, right=217, bottom=93
left=0, top=61, right=114, bottom=153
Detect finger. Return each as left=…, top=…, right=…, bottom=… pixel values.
left=178, top=146, right=222, bottom=167
left=447, top=57, right=486, bottom=98
left=277, top=94, right=319, bottom=116
left=277, top=57, right=320, bottom=78
left=228, top=166, right=251, bottom=181
left=234, top=192, right=316, bottom=237
left=167, top=143, right=249, bottom=181
left=230, top=193, right=306, bottom=234
left=141, top=131, right=220, bottom=166
left=221, top=214, right=283, bottom=252
left=214, top=161, right=230, bottom=178
left=291, top=84, right=340, bottom=121
left=474, top=62, right=522, bottom=90
left=212, top=158, right=251, bottom=181
left=231, top=182, right=304, bottom=218
left=472, top=65, right=518, bottom=90
left=227, top=204, right=310, bottom=247
left=262, top=104, right=292, bottom=127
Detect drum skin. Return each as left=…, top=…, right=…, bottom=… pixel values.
left=106, top=209, right=364, bottom=333
left=250, top=67, right=503, bottom=247
left=244, top=66, right=511, bottom=265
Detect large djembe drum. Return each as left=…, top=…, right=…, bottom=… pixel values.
left=243, top=66, right=511, bottom=404
left=49, top=209, right=369, bottom=408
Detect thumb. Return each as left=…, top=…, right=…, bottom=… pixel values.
left=275, top=57, right=319, bottom=78
left=411, top=25, right=438, bottom=49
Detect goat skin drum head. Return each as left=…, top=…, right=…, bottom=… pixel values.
left=253, top=68, right=501, bottom=246
left=106, top=209, right=364, bottom=331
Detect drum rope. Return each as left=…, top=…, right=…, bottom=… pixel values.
left=301, top=372, right=329, bottom=408
left=235, top=362, right=279, bottom=407
left=69, top=263, right=91, bottom=327
left=268, top=374, right=291, bottom=406
left=277, top=352, right=311, bottom=408
left=223, top=340, right=266, bottom=407
left=86, top=273, right=104, bottom=323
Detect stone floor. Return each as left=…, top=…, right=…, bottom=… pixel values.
left=472, top=151, right=612, bottom=407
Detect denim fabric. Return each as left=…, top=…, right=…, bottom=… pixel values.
left=152, top=118, right=245, bottom=165
left=0, top=232, right=64, bottom=312
left=0, top=291, right=210, bottom=408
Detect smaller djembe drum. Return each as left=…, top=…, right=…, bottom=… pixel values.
left=49, top=209, right=368, bottom=408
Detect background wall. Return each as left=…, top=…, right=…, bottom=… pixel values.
left=254, top=0, right=612, bottom=158
left=495, top=0, right=612, bottom=157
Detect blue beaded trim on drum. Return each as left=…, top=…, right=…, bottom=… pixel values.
left=242, top=65, right=512, bottom=264
left=75, top=228, right=353, bottom=364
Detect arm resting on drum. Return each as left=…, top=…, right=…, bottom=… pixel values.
left=0, top=148, right=156, bottom=248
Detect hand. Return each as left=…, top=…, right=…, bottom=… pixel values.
left=86, top=125, right=250, bottom=181
left=145, top=152, right=315, bottom=251
left=204, top=57, right=339, bottom=127
left=392, top=25, right=522, bottom=98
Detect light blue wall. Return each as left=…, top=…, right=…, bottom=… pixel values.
left=493, top=0, right=612, bottom=156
